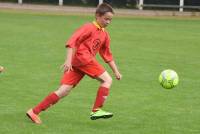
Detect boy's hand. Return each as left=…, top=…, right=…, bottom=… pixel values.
left=61, top=62, right=73, bottom=73
left=114, top=71, right=122, bottom=80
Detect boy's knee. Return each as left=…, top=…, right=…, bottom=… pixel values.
left=107, top=77, right=113, bottom=85
left=98, top=71, right=113, bottom=87
left=103, top=76, right=112, bottom=86
left=55, top=84, right=73, bottom=98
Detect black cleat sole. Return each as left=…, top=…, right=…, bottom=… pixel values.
left=26, top=113, right=34, bottom=122
left=90, top=114, right=113, bottom=120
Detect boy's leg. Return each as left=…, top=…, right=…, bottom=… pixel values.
left=26, top=84, right=73, bottom=124
left=90, top=71, right=113, bottom=120
left=92, top=71, right=112, bottom=111
left=26, top=68, right=84, bottom=124
left=76, top=60, right=113, bottom=120
left=33, top=84, right=73, bottom=115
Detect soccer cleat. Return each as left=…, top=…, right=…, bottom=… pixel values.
left=90, top=109, right=113, bottom=120
left=26, top=109, right=42, bottom=124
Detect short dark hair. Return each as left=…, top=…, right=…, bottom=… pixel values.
left=96, top=3, right=114, bottom=16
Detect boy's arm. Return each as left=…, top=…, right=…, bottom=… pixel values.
left=61, top=47, right=74, bottom=73
left=107, top=60, right=122, bottom=80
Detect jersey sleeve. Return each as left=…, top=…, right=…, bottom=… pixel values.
left=99, top=33, right=113, bottom=63
left=66, top=24, right=91, bottom=48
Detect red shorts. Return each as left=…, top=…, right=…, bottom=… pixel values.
left=61, top=60, right=105, bottom=86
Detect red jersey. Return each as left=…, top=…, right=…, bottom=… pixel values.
left=66, top=21, right=113, bottom=66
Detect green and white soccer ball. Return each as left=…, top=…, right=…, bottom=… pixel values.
left=159, top=69, right=179, bottom=89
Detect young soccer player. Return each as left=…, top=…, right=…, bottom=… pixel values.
left=26, top=3, right=122, bottom=124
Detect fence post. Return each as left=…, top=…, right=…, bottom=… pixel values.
left=179, top=0, right=184, bottom=12
left=18, top=0, right=22, bottom=4
left=139, top=0, right=143, bottom=10
left=99, top=0, right=103, bottom=5
left=59, top=0, right=63, bottom=6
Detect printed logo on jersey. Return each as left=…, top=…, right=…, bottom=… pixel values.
left=92, top=39, right=101, bottom=51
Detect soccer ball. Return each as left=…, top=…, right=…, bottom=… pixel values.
left=159, top=69, right=179, bottom=89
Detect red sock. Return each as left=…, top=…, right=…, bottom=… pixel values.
left=33, top=92, right=60, bottom=115
left=92, top=86, right=109, bottom=112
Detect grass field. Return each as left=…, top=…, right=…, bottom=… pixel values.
left=0, top=10, right=200, bottom=134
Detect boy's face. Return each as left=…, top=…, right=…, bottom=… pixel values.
left=96, top=12, right=113, bottom=28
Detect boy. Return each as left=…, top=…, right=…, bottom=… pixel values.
left=26, top=3, right=122, bottom=124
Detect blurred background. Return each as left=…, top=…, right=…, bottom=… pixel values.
left=0, top=0, right=199, bottom=12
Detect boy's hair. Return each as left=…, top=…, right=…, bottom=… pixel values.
left=96, top=3, right=114, bottom=16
